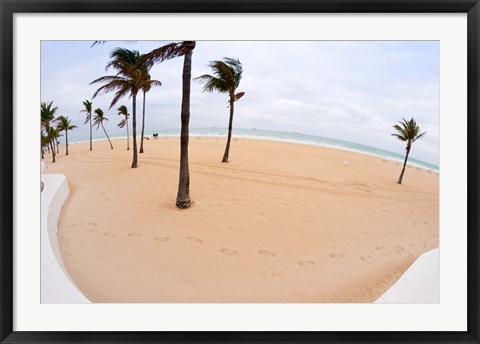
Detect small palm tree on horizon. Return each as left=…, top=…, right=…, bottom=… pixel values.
left=392, top=117, right=426, bottom=184
left=117, top=105, right=130, bottom=150
left=195, top=57, right=244, bottom=163
left=56, top=116, right=77, bottom=156
left=93, top=108, right=114, bottom=149
left=80, top=100, right=94, bottom=151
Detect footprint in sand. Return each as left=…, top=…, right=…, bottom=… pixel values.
left=360, top=255, right=372, bottom=262
left=127, top=233, right=141, bottom=238
left=258, top=250, right=277, bottom=259
left=329, top=253, right=344, bottom=259
left=297, top=260, right=315, bottom=267
left=395, top=246, right=405, bottom=254
left=104, top=232, right=115, bottom=238
left=220, top=248, right=239, bottom=256
left=154, top=236, right=169, bottom=242
left=187, top=236, right=203, bottom=244
left=375, top=245, right=385, bottom=250
left=409, top=243, right=416, bottom=247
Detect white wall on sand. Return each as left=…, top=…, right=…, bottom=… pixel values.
left=41, top=173, right=90, bottom=304
left=375, top=248, right=440, bottom=304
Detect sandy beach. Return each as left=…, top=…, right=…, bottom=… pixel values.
left=43, top=137, right=439, bottom=303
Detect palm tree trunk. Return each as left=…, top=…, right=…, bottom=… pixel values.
left=50, top=141, right=56, bottom=163
left=397, top=147, right=410, bottom=184
left=126, top=116, right=130, bottom=151
left=102, top=123, right=114, bottom=149
left=47, top=144, right=50, bottom=153
left=176, top=44, right=194, bottom=209
left=89, top=116, right=93, bottom=151
left=65, top=130, right=69, bottom=155
left=140, top=90, right=146, bottom=154
left=222, top=97, right=235, bottom=162
left=131, top=93, right=138, bottom=168
left=41, top=147, right=44, bottom=160
left=56, top=138, right=59, bottom=153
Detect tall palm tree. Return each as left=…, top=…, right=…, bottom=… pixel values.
left=195, top=58, right=244, bottom=162
left=136, top=41, right=196, bottom=209
left=117, top=105, right=130, bottom=150
left=106, top=48, right=161, bottom=154
left=392, top=117, right=426, bottom=184
left=80, top=100, right=94, bottom=151
left=56, top=116, right=77, bottom=156
left=139, top=69, right=161, bottom=154
left=91, top=48, right=160, bottom=168
left=41, top=101, right=58, bottom=163
left=93, top=108, right=114, bottom=149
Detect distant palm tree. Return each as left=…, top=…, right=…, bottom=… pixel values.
left=136, top=41, right=196, bottom=208
left=80, top=100, right=94, bottom=151
left=56, top=116, right=77, bottom=155
left=41, top=101, right=58, bottom=163
left=117, top=105, right=130, bottom=150
left=91, top=48, right=160, bottom=168
left=392, top=117, right=426, bottom=184
left=93, top=108, right=114, bottom=149
left=195, top=58, right=244, bottom=162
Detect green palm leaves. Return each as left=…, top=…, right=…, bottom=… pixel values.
left=392, top=117, right=426, bottom=184
left=195, top=57, right=244, bottom=163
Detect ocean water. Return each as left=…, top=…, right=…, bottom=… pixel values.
left=139, top=127, right=439, bottom=172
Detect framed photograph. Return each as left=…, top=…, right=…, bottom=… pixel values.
left=1, top=0, right=479, bottom=343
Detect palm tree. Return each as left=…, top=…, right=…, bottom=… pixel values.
left=106, top=48, right=161, bottom=154
left=392, top=117, right=426, bottom=184
left=56, top=116, right=77, bottom=155
left=135, top=41, right=196, bottom=208
left=41, top=101, right=58, bottom=163
left=80, top=100, right=94, bottom=151
left=47, top=127, right=61, bottom=161
left=91, top=48, right=160, bottom=168
left=117, top=105, right=130, bottom=150
left=93, top=108, right=114, bottom=149
left=139, top=69, right=161, bottom=154
left=195, top=58, right=244, bottom=162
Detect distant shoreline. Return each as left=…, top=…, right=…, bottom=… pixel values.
left=70, top=130, right=439, bottom=173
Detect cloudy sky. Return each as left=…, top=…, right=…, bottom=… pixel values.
left=41, top=40, right=439, bottom=165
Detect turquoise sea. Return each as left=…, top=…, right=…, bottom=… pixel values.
left=77, top=127, right=439, bottom=172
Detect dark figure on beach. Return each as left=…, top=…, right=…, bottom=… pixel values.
left=153, top=133, right=159, bottom=139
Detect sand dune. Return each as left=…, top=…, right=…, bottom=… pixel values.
left=44, top=137, right=439, bottom=303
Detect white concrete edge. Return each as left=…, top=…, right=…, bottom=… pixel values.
left=375, top=248, right=440, bottom=304
left=41, top=173, right=91, bottom=304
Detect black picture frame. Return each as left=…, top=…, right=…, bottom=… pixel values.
left=1, top=0, right=479, bottom=343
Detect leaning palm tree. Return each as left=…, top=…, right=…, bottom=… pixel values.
left=91, top=48, right=161, bottom=168
left=80, top=100, right=94, bottom=151
left=93, top=108, right=114, bottom=149
left=392, top=117, right=426, bottom=184
left=135, top=41, right=196, bottom=208
left=41, top=101, right=58, bottom=163
left=56, top=116, right=77, bottom=156
left=195, top=58, right=244, bottom=162
left=117, top=105, right=130, bottom=150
